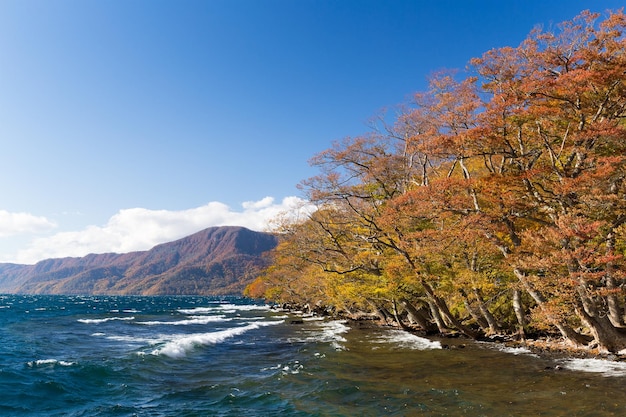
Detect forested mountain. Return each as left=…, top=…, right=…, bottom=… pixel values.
left=246, top=10, right=626, bottom=354
left=0, top=226, right=277, bottom=295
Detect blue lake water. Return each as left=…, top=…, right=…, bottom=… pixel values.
left=1, top=294, right=625, bottom=416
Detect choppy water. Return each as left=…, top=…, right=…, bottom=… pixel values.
left=1, top=295, right=625, bottom=416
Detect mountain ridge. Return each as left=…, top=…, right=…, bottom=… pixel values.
left=0, top=226, right=278, bottom=295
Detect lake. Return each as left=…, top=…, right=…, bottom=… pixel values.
left=1, top=294, right=625, bottom=416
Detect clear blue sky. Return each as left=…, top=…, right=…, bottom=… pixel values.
left=0, top=0, right=622, bottom=263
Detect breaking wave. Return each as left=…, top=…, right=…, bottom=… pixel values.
left=152, top=320, right=284, bottom=358
left=560, top=358, right=626, bottom=377
left=376, top=330, right=442, bottom=350
left=137, top=315, right=231, bottom=326
left=77, top=316, right=135, bottom=324
left=177, top=304, right=271, bottom=315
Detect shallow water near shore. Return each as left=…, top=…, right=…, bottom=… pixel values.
left=1, top=295, right=625, bottom=416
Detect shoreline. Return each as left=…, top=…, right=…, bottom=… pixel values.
left=284, top=306, right=626, bottom=363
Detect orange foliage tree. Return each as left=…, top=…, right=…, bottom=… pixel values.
left=249, top=9, right=626, bottom=352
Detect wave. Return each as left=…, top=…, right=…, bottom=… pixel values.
left=137, top=315, right=231, bottom=326
left=289, top=320, right=350, bottom=350
left=152, top=320, right=284, bottom=358
left=26, top=359, right=76, bottom=368
left=220, top=304, right=271, bottom=311
left=560, top=358, right=626, bottom=377
left=177, top=304, right=271, bottom=315
left=498, top=346, right=538, bottom=357
left=77, top=316, right=135, bottom=324
left=105, top=334, right=165, bottom=346
left=378, top=330, right=442, bottom=350
left=319, top=320, right=350, bottom=342
left=176, top=307, right=220, bottom=315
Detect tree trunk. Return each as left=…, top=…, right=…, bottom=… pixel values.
left=473, top=288, right=501, bottom=335
left=391, top=298, right=411, bottom=330
left=367, top=299, right=391, bottom=324
left=512, top=289, right=526, bottom=339
left=421, top=279, right=480, bottom=339
left=426, top=297, right=448, bottom=334
left=606, top=276, right=624, bottom=328
left=575, top=297, right=626, bottom=353
left=605, top=227, right=624, bottom=327
left=460, top=290, right=489, bottom=332
left=400, top=298, right=436, bottom=332
left=514, top=269, right=588, bottom=346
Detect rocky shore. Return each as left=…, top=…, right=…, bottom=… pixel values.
left=276, top=302, right=626, bottom=363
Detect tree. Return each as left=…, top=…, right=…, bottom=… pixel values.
left=254, top=8, right=626, bottom=353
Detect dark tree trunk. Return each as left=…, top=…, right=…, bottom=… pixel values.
left=574, top=286, right=626, bottom=353
left=575, top=298, right=626, bottom=353
left=421, top=279, right=480, bottom=339
left=400, top=298, right=437, bottom=332
left=367, top=299, right=391, bottom=324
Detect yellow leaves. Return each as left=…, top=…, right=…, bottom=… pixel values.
left=258, top=9, right=626, bottom=342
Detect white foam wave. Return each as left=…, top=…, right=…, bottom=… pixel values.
left=77, top=316, right=135, bottom=324
left=561, top=358, right=626, bottom=377
left=476, top=342, right=540, bottom=358
left=380, top=330, right=442, bottom=350
left=138, top=315, right=230, bottom=326
left=282, top=361, right=304, bottom=375
left=221, top=304, right=271, bottom=311
left=152, top=320, right=283, bottom=358
left=310, top=320, right=350, bottom=350
left=499, top=346, right=537, bottom=356
left=106, top=334, right=165, bottom=346
left=177, top=307, right=219, bottom=314
left=27, top=359, right=76, bottom=367
left=177, top=304, right=271, bottom=315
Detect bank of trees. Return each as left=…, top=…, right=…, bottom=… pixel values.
left=246, top=10, right=626, bottom=353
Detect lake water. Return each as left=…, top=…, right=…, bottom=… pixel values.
left=1, top=295, right=625, bottom=416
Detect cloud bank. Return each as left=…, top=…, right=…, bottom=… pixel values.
left=2, top=197, right=313, bottom=265
left=0, top=210, right=58, bottom=237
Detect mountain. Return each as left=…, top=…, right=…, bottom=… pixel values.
left=0, top=226, right=278, bottom=295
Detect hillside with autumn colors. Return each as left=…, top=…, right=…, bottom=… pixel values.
left=246, top=10, right=626, bottom=354
left=0, top=226, right=277, bottom=295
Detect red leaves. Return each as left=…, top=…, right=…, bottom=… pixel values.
left=267, top=9, right=626, bottom=346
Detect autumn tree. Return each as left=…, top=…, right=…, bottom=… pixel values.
left=253, top=8, right=626, bottom=353
left=469, top=9, right=626, bottom=351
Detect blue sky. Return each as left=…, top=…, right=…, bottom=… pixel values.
left=0, top=0, right=623, bottom=263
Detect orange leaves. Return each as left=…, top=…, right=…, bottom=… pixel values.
left=261, top=9, right=626, bottom=343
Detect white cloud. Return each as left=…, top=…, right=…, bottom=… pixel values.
left=7, top=197, right=314, bottom=265
left=0, top=210, right=57, bottom=237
